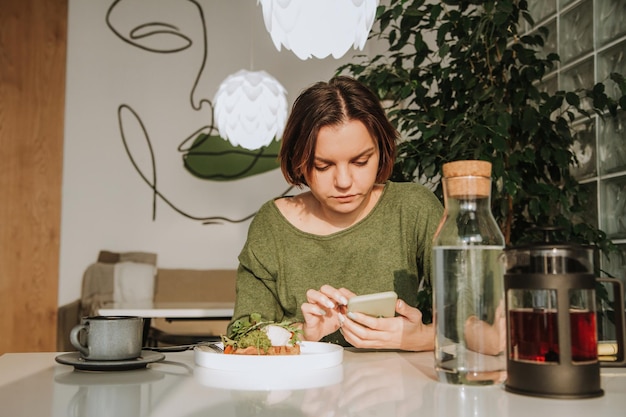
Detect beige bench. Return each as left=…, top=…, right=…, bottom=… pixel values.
left=57, top=251, right=236, bottom=350
left=149, top=268, right=236, bottom=344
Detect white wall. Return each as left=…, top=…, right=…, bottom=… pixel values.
left=58, top=0, right=384, bottom=305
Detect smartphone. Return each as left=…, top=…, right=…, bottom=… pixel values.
left=347, top=291, right=398, bottom=318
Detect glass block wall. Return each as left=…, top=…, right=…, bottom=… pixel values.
left=525, top=0, right=626, bottom=336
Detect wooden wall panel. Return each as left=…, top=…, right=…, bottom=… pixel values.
left=0, top=0, right=67, bottom=352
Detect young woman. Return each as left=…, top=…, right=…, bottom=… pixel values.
left=231, top=76, right=443, bottom=351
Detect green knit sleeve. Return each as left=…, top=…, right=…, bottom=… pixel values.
left=392, top=182, right=444, bottom=322
left=229, top=202, right=286, bottom=334
left=414, top=185, right=444, bottom=289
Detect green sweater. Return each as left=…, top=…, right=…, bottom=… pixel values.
left=232, top=181, right=444, bottom=345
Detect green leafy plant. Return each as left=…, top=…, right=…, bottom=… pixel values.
left=222, top=313, right=302, bottom=352
left=338, top=0, right=626, bottom=254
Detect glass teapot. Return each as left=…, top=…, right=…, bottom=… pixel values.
left=503, top=228, right=625, bottom=398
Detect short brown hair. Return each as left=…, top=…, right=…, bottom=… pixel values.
left=279, top=76, right=398, bottom=187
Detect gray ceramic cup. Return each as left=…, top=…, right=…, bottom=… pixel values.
left=70, top=316, right=144, bottom=361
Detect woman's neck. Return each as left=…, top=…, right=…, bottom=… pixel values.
left=276, top=184, right=384, bottom=235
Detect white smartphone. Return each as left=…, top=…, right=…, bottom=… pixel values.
left=347, top=291, right=398, bottom=318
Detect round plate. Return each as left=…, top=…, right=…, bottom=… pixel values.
left=193, top=341, right=343, bottom=372
left=194, top=363, right=343, bottom=391
left=194, top=342, right=344, bottom=391
left=55, top=350, right=165, bottom=371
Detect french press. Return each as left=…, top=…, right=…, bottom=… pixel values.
left=503, top=229, right=625, bottom=399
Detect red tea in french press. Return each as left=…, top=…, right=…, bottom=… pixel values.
left=503, top=229, right=624, bottom=399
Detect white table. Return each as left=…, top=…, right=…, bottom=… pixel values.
left=98, top=301, right=234, bottom=320
left=0, top=349, right=625, bottom=417
left=98, top=301, right=235, bottom=345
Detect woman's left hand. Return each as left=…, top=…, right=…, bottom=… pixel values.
left=339, top=299, right=434, bottom=351
left=463, top=300, right=506, bottom=355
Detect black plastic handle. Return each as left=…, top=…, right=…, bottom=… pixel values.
left=597, top=278, right=626, bottom=367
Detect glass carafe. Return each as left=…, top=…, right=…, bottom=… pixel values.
left=433, top=160, right=506, bottom=385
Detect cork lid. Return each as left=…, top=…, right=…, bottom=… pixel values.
left=442, top=160, right=492, bottom=198
left=442, top=160, right=492, bottom=178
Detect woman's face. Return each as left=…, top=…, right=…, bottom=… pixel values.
left=306, top=119, right=380, bottom=216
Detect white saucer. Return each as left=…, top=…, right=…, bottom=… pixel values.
left=55, top=367, right=165, bottom=385
left=55, top=350, right=165, bottom=371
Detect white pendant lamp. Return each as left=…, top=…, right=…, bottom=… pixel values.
left=258, top=0, right=379, bottom=60
left=213, top=69, right=288, bottom=150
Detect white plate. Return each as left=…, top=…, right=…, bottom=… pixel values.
left=194, top=363, right=343, bottom=391
left=193, top=341, right=343, bottom=373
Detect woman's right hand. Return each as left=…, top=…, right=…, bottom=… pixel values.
left=300, top=284, right=353, bottom=341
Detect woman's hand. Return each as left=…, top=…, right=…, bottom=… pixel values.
left=464, top=300, right=506, bottom=355
left=339, top=299, right=434, bottom=351
left=300, top=284, right=353, bottom=342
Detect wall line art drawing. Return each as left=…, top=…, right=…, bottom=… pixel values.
left=106, top=0, right=292, bottom=225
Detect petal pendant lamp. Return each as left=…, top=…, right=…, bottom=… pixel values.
left=213, top=70, right=288, bottom=150
left=258, top=0, right=379, bottom=60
